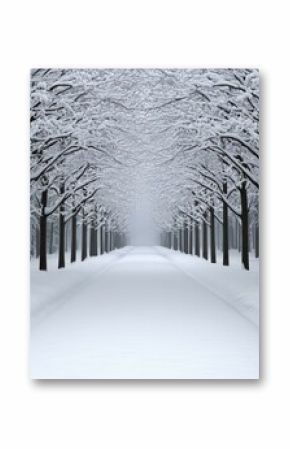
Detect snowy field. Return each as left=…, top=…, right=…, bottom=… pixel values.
left=30, top=247, right=259, bottom=379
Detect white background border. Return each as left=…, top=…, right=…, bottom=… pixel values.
left=0, top=1, right=288, bottom=448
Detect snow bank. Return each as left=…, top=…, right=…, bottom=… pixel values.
left=30, top=247, right=131, bottom=323
left=157, top=247, right=259, bottom=326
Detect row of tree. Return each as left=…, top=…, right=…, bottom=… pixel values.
left=30, top=69, right=130, bottom=270
left=30, top=69, right=259, bottom=270
left=153, top=69, right=259, bottom=270
left=31, top=214, right=127, bottom=268
left=161, top=215, right=259, bottom=262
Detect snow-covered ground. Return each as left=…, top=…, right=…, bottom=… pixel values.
left=30, top=246, right=259, bottom=379
left=157, top=247, right=259, bottom=326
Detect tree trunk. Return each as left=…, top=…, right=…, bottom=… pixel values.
left=255, top=224, right=259, bottom=258
left=194, top=222, right=200, bottom=257
left=210, top=206, right=216, bottom=263
left=184, top=227, right=189, bottom=254
left=188, top=224, right=193, bottom=255
left=216, top=222, right=220, bottom=251
left=58, top=186, right=65, bottom=269
left=222, top=181, right=229, bottom=266
left=240, top=181, right=249, bottom=270
left=89, top=225, right=97, bottom=256
left=65, top=223, right=69, bottom=252
left=202, top=213, right=208, bottom=260
left=100, top=226, right=105, bottom=254
left=95, top=229, right=98, bottom=255
left=105, top=230, right=110, bottom=252
left=110, top=231, right=113, bottom=251
left=70, top=213, right=77, bottom=263
left=89, top=226, right=93, bottom=256
left=179, top=228, right=184, bottom=252
left=173, top=231, right=178, bottom=250
left=81, top=209, right=87, bottom=261
left=39, top=189, right=48, bottom=271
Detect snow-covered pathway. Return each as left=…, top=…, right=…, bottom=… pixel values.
left=30, top=247, right=259, bottom=379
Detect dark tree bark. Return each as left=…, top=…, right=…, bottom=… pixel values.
left=184, top=227, right=189, bottom=254
left=65, top=224, right=69, bottom=252
left=58, top=183, right=66, bottom=269
left=39, top=189, right=48, bottom=271
left=100, top=226, right=105, bottom=254
left=89, top=225, right=98, bottom=256
left=70, top=213, right=77, bottom=263
left=210, top=206, right=216, bottom=263
left=179, top=228, right=184, bottom=252
left=202, top=213, right=208, bottom=260
left=188, top=224, right=193, bottom=255
left=217, top=221, right=221, bottom=251
left=222, top=181, right=229, bottom=266
left=110, top=231, right=113, bottom=251
left=172, top=231, right=177, bottom=251
left=95, top=229, right=99, bottom=255
left=240, top=180, right=249, bottom=270
left=105, top=230, right=110, bottom=252
left=194, top=222, right=200, bottom=257
left=81, top=209, right=87, bottom=261
left=89, top=226, right=93, bottom=256
left=255, top=224, right=259, bottom=258
left=94, top=228, right=98, bottom=255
